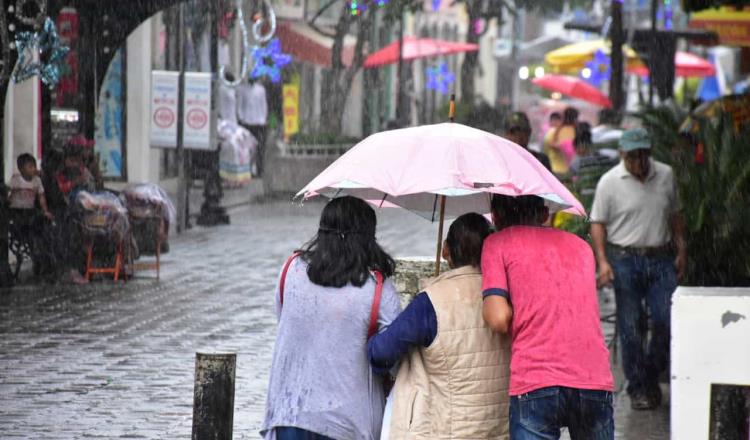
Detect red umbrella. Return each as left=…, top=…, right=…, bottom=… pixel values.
left=532, top=74, right=613, bottom=108
left=627, top=51, right=716, bottom=78
left=364, top=37, right=479, bottom=68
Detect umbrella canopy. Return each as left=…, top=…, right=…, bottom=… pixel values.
left=532, top=74, right=613, bottom=108
left=297, top=122, right=586, bottom=218
left=545, top=39, right=642, bottom=73
left=680, top=94, right=750, bottom=134
left=627, top=52, right=716, bottom=78
left=364, top=37, right=479, bottom=68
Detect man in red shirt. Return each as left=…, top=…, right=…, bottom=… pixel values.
left=482, top=194, right=614, bottom=440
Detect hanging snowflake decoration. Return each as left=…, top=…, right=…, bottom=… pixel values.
left=425, top=63, right=455, bottom=95
left=581, top=49, right=610, bottom=87
left=14, top=17, right=70, bottom=86
left=250, top=38, right=292, bottom=84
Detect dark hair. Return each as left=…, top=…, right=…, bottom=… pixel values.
left=300, top=196, right=395, bottom=288
left=562, top=107, right=579, bottom=126
left=574, top=122, right=592, bottom=148
left=490, top=194, right=547, bottom=229
left=598, top=109, right=619, bottom=125
left=16, top=153, right=36, bottom=170
left=446, top=213, right=491, bottom=268
left=549, top=112, right=562, bottom=121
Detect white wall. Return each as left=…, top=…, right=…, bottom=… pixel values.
left=125, top=19, right=160, bottom=185
left=671, top=287, right=750, bottom=440
left=3, top=80, right=13, bottom=182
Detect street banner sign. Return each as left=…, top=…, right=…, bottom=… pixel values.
left=282, top=80, right=299, bottom=141
left=150, top=71, right=179, bottom=148
left=184, top=72, right=213, bottom=150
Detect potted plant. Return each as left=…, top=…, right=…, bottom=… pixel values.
left=637, top=105, right=750, bottom=439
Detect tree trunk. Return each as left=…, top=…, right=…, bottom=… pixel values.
left=460, top=5, right=481, bottom=104
left=319, top=4, right=373, bottom=134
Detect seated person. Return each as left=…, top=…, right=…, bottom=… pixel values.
left=368, top=213, right=511, bottom=439
left=57, top=144, right=95, bottom=204
left=55, top=144, right=93, bottom=285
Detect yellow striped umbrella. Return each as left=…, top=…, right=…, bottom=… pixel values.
left=545, top=39, right=643, bottom=73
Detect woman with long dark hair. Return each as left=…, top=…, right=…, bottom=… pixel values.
left=261, top=196, right=401, bottom=440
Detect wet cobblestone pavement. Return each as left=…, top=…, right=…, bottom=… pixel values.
left=1, top=200, right=668, bottom=439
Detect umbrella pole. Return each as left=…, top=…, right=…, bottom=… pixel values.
left=434, top=95, right=455, bottom=276
left=435, top=195, right=447, bottom=276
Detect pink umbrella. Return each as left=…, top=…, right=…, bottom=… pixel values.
left=364, top=37, right=479, bottom=68
left=627, top=51, right=716, bottom=78
left=532, top=74, right=613, bottom=108
left=298, top=123, right=585, bottom=274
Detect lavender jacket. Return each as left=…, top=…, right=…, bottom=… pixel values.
left=261, top=257, right=402, bottom=440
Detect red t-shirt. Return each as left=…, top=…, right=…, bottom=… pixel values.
left=481, top=226, right=614, bottom=396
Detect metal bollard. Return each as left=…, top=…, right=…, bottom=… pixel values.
left=192, top=352, right=236, bottom=440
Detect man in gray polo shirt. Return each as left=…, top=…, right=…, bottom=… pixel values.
left=590, top=128, right=686, bottom=410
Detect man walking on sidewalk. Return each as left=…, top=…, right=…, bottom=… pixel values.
left=590, top=127, right=686, bottom=410
left=482, top=194, right=614, bottom=439
left=238, top=79, right=268, bottom=177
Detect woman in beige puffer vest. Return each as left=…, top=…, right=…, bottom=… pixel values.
left=368, top=213, right=511, bottom=440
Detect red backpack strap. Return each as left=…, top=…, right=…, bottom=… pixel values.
left=368, top=271, right=384, bottom=339
left=279, top=252, right=300, bottom=307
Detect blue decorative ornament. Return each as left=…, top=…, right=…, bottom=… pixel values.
left=431, top=0, right=441, bottom=10
left=250, top=38, right=292, bottom=84
left=425, top=62, right=454, bottom=95
left=582, top=49, right=610, bottom=87
left=14, top=17, right=69, bottom=86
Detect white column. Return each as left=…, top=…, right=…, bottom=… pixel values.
left=126, top=19, right=160, bottom=184
left=7, top=75, right=40, bottom=177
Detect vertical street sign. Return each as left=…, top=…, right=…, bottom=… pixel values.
left=150, top=71, right=180, bottom=148
left=184, top=72, right=213, bottom=150
left=282, top=79, right=300, bottom=141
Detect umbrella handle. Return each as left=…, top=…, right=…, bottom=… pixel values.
left=448, top=94, right=455, bottom=122
left=435, top=195, right=447, bottom=276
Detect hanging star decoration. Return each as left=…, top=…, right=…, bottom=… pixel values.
left=426, top=63, right=455, bottom=95
left=250, top=38, right=292, bottom=84
left=431, top=0, right=441, bottom=11
left=582, top=49, right=610, bottom=87
left=14, top=17, right=69, bottom=86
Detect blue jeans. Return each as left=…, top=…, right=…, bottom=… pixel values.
left=608, top=248, right=677, bottom=397
left=275, top=427, right=334, bottom=440
left=509, top=387, right=614, bottom=439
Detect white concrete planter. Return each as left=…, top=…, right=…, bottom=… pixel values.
left=671, top=286, right=750, bottom=440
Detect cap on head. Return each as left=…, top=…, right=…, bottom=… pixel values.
left=619, top=128, right=652, bottom=152
left=505, top=111, right=531, bottom=133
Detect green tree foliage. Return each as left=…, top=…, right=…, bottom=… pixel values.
left=636, top=105, right=750, bottom=286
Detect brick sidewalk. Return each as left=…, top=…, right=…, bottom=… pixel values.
left=0, top=201, right=668, bottom=439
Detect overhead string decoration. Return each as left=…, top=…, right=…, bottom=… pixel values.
left=220, top=0, right=250, bottom=87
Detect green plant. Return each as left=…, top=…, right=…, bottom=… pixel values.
left=635, top=106, right=750, bottom=286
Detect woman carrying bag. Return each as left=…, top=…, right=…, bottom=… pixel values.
left=261, top=196, right=402, bottom=440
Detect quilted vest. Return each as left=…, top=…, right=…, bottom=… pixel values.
left=389, top=265, right=511, bottom=440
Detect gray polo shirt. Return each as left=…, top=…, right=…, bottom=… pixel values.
left=590, top=159, right=680, bottom=248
